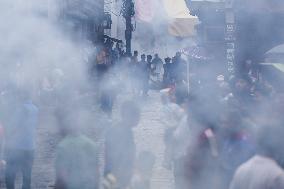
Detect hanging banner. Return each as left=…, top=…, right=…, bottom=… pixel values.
left=168, top=17, right=199, bottom=37
left=163, top=0, right=199, bottom=37
left=135, top=0, right=154, bottom=22
left=135, top=0, right=198, bottom=37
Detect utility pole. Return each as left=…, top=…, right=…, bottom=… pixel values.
left=122, top=0, right=135, bottom=56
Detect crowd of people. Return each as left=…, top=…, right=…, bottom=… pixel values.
left=96, top=39, right=190, bottom=117
left=159, top=60, right=284, bottom=189
left=0, top=38, right=284, bottom=189
left=95, top=39, right=188, bottom=91
left=94, top=40, right=284, bottom=189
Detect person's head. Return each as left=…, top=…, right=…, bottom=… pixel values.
left=105, top=38, right=111, bottom=45
left=134, top=50, right=138, bottom=57
left=234, top=75, right=252, bottom=94
left=165, top=57, right=171, bottom=64
left=219, top=108, right=243, bottom=135
left=115, top=42, right=120, bottom=49
left=244, top=59, right=253, bottom=69
left=141, top=54, right=146, bottom=61
left=120, top=101, right=141, bottom=128
left=110, top=41, right=114, bottom=49
left=147, top=55, right=152, bottom=62
left=154, top=53, right=159, bottom=59
left=176, top=52, right=182, bottom=58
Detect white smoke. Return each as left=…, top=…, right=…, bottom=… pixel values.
left=0, top=0, right=90, bottom=96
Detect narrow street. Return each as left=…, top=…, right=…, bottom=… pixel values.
left=133, top=91, right=174, bottom=189
left=27, top=91, right=174, bottom=189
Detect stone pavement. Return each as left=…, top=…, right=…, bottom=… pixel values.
left=132, top=92, right=175, bottom=189
left=8, top=91, right=174, bottom=189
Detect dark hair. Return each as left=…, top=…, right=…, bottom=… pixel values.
left=165, top=57, right=171, bottom=62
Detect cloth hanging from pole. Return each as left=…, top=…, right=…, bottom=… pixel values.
left=135, top=0, right=199, bottom=37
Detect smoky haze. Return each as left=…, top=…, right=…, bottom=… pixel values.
left=0, top=0, right=100, bottom=188
left=0, top=0, right=93, bottom=99
left=1, top=0, right=284, bottom=189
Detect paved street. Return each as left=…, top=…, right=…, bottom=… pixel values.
left=17, top=91, right=175, bottom=189
left=133, top=92, right=174, bottom=189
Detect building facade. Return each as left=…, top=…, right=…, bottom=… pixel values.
left=186, top=0, right=284, bottom=74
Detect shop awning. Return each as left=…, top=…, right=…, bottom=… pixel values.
left=265, top=44, right=284, bottom=63
left=260, top=63, right=284, bottom=73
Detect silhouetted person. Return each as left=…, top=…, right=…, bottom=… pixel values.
left=139, top=54, right=149, bottom=96
left=163, top=57, right=172, bottom=86
left=55, top=109, right=99, bottom=189
left=138, top=55, right=152, bottom=95
left=230, top=124, right=284, bottom=189
left=5, top=90, right=38, bottom=189
left=151, top=54, right=164, bottom=86
left=105, top=101, right=141, bottom=188
left=131, top=51, right=139, bottom=64
left=130, top=51, right=139, bottom=73
left=130, top=51, right=140, bottom=94
left=152, top=54, right=163, bottom=65
left=99, top=73, right=118, bottom=117
left=218, top=109, right=255, bottom=189
left=172, top=52, right=186, bottom=82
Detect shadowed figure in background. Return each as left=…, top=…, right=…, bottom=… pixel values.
left=143, top=55, right=153, bottom=95
left=229, top=99, right=284, bottom=189
left=130, top=51, right=140, bottom=94
left=138, top=54, right=149, bottom=96
left=99, top=73, right=119, bottom=117
left=55, top=108, right=99, bottom=189
left=171, top=52, right=187, bottom=83
left=4, top=89, right=38, bottom=189
left=217, top=108, right=256, bottom=189
left=163, top=57, right=172, bottom=87
left=104, top=101, right=141, bottom=189
left=151, top=54, right=164, bottom=84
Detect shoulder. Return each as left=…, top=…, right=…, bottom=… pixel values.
left=229, top=161, right=251, bottom=189
left=57, top=135, right=97, bottom=151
